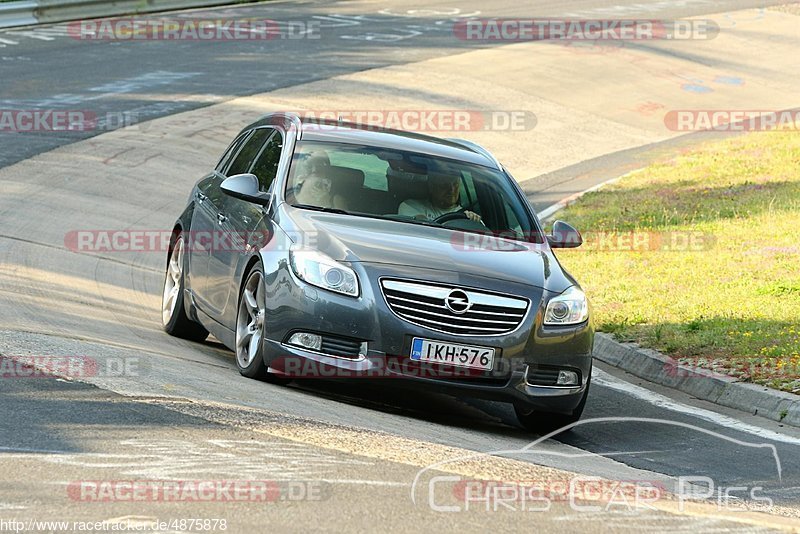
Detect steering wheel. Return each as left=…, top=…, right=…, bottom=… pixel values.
left=433, top=210, right=470, bottom=224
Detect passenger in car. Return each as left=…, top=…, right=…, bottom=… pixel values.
left=293, top=153, right=348, bottom=210
left=398, top=172, right=481, bottom=222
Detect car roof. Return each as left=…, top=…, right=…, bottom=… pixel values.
left=242, top=113, right=502, bottom=170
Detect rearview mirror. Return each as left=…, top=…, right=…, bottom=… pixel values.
left=220, top=174, right=269, bottom=205
left=547, top=220, right=582, bottom=248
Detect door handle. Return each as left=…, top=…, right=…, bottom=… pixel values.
left=217, top=213, right=228, bottom=225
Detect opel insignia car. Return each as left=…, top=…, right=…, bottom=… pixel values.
left=162, top=112, right=593, bottom=432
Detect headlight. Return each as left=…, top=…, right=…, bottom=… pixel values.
left=289, top=248, right=359, bottom=297
left=544, top=286, right=589, bottom=326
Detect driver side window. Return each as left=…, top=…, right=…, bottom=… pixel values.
left=250, top=130, right=283, bottom=192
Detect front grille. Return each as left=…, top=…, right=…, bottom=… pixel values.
left=380, top=279, right=529, bottom=336
left=320, top=335, right=363, bottom=359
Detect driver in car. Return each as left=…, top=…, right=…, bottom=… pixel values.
left=398, top=172, right=482, bottom=222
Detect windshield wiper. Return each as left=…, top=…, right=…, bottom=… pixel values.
left=292, top=204, right=350, bottom=215
left=398, top=218, right=443, bottom=228
left=379, top=213, right=441, bottom=226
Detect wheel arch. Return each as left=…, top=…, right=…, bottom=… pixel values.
left=237, top=255, right=263, bottom=306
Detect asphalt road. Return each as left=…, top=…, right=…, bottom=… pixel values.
left=0, top=0, right=791, bottom=169
left=1, top=0, right=799, bottom=530
left=5, top=370, right=793, bottom=533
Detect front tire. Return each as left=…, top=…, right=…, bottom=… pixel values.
left=235, top=263, right=292, bottom=384
left=162, top=234, right=209, bottom=342
left=514, top=378, right=590, bottom=434
left=235, top=264, right=268, bottom=379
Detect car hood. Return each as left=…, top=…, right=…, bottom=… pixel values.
left=278, top=205, right=574, bottom=292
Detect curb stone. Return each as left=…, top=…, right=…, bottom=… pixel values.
left=593, top=332, right=800, bottom=428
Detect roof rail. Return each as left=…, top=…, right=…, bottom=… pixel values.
left=295, top=115, right=478, bottom=149
left=254, top=111, right=304, bottom=139
left=446, top=138, right=502, bottom=170
left=300, top=116, right=441, bottom=141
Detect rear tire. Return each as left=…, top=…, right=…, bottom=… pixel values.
left=162, top=234, right=209, bottom=342
left=514, top=378, right=590, bottom=434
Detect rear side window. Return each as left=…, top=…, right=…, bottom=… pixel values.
left=251, top=130, right=283, bottom=192
left=226, top=128, right=272, bottom=177
left=215, top=132, right=250, bottom=173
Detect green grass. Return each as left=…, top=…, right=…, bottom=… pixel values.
left=551, top=131, right=800, bottom=394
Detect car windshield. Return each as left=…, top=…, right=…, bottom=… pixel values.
left=285, top=140, right=542, bottom=242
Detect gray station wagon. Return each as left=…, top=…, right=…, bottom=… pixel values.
left=162, top=112, right=593, bottom=432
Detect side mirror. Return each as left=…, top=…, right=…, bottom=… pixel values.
left=220, top=174, right=269, bottom=205
left=547, top=220, right=582, bottom=248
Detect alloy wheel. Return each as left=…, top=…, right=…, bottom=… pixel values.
left=236, top=269, right=266, bottom=369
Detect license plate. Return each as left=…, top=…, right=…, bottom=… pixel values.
left=410, top=337, right=495, bottom=371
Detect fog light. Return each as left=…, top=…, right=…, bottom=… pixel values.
left=288, top=332, right=322, bottom=351
left=556, top=370, right=579, bottom=386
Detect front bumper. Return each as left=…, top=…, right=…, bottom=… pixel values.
left=259, top=259, right=593, bottom=414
